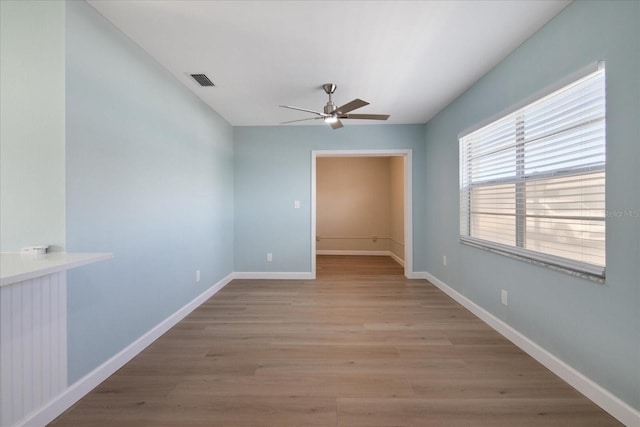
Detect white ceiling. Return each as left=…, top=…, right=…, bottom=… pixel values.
left=87, top=0, right=570, bottom=127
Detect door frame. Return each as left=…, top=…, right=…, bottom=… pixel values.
left=311, top=149, right=413, bottom=278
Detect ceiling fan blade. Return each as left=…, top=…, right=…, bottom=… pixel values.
left=339, top=113, right=390, bottom=120
left=330, top=119, right=344, bottom=130
left=335, top=98, right=369, bottom=114
left=279, top=105, right=326, bottom=117
left=281, top=116, right=324, bottom=124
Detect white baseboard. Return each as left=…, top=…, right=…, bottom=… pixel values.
left=317, top=249, right=405, bottom=268
left=22, top=272, right=235, bottom=427
left=411, top=272, right=429, bottom=280
left=418, top=271, right=640, bottom=427
left=233, top=272, right=315, bottom=280
left=388, top=251, right=405, bottom=267
left=317, top=250, right=390, bottom=256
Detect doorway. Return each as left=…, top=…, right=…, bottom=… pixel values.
left=311, top=149, right=413, bottom=278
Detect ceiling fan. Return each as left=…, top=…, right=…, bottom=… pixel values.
left=279, top=83, right=390, bottom=130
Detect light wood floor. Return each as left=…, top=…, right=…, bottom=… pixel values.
left=50, top=256, right=621, bottom=426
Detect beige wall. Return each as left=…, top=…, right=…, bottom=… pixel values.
left=389, top=156, right=405, bottom=261
left=316, top=156, right=404, bottom=260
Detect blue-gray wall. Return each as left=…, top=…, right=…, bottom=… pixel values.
left=65, top=1, right=234, bottom=383
left=423, top=0, right=639, bottom=411
left=0, top=0, right=66, bottom=252
left=233, top=125, right=426, bottom=273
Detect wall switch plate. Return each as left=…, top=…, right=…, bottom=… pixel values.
left=443, top=255, right=447, bottom=266
left=501, top=289, right=508, bottom=306
left=196, top=270, right=201, bottom=282
left=267, top=253, right=273, bottom=262
left=294, top=200, right=300, bottom=209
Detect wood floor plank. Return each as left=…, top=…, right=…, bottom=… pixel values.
left=337, top=397, right=622, bottom=427
left=54, top=397, right=337, bottom=427
left=167, top=374, right=414, bottom=399
left=49, top=255, right=622, bottom=426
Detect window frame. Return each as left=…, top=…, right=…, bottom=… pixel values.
left=458, top=62, right=606, bottom=282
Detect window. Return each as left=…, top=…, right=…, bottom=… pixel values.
left=459, top=66, right=606, bottom=279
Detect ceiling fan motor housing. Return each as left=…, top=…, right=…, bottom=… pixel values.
left=324, top=102, right=337, bottom=114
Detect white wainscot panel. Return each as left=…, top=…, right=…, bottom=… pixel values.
left=1, top=271, right=67, bottom=427
left=0, top=252, right=111, bottom=427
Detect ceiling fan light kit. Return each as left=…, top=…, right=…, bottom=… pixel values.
left=280, top=83, right=390, bottom=130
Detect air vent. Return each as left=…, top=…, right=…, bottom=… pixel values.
left=190, top=74, right=215, bottom=87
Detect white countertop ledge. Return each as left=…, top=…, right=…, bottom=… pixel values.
left=0, top=252, right=113, bottom=287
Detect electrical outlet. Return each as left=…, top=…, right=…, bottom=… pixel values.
left=196, top=270, right=201, bottom=282
left=443, top=255, right=447, bottom=266
left=501, top=289, right=508, bottom=306
left=267, top=252, right=273, bottom=262
left=294, top=200, right=300, bottom=209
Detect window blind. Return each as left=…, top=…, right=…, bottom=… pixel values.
left=460, top=67, right=606, bottom=278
